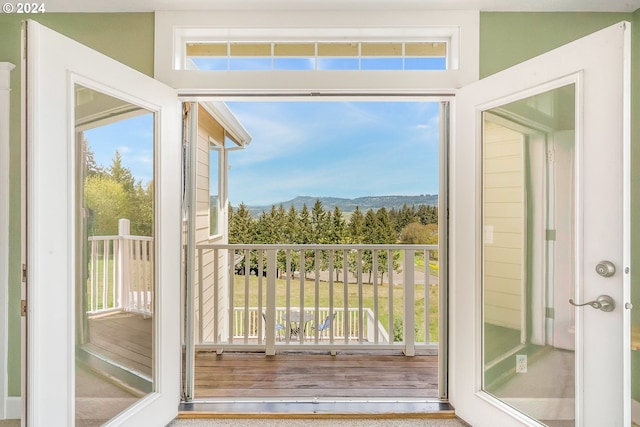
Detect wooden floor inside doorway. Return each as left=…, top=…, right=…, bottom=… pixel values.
left=192, top=349, right=439, bottom=399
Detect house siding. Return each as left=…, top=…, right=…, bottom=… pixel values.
left=483, top=121, right=525, bottom=331
left=195, top=105, right=227, bottom=343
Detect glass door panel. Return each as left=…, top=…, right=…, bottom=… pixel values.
left=75, top=84, right=155, bottom=426
left=482, top=84, right=576, bottom=427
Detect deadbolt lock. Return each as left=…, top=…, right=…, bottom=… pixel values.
left=595, top=261, right=616, bottom=278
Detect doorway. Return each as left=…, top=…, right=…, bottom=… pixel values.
left=181, top=99, right=450, bottom=404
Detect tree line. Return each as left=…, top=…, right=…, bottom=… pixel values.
left=229, top=199, right=438, bottom=283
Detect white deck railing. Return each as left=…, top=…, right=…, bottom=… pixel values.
left=87, top=219, right=153, bottom=316
left=194, top=244, right=438, bottom=355
left=231, top=306, right=390, bottom=343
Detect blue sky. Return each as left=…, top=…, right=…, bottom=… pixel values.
left=84, top=102, right=441, bottom=207
left=226, top=101, right=440, bottom=206
left=85, top=113, right=155, bottom=185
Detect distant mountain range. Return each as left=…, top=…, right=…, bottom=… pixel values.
left=240, top=195, right=438, bottom=217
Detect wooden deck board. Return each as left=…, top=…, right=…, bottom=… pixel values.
left=86, top=312, right=153, bottom=377
left=85, top=314, right=440, bottom=401
left=193, top=350, right=439, bottom=399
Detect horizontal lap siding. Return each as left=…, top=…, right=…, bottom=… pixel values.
left=483, top=120, right=524, bottom=330
left=195, top=105, right=227, bottom=343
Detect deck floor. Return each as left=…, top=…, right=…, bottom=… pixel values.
left=85, top=313, right=441, bottom=401
left=193, top=350, right=439, bottom=399
left=86, top=312, right=153, bottom=377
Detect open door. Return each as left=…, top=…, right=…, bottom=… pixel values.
left=452, top=22, right=630, bottom=427
left=25, top=21, right=181, bottom=426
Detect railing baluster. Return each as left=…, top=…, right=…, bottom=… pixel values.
left=313, top=250, right=320, bottom=342
left=90, top=239, right=97, bottom=312
left=141, top=239, right=149, bottom=313
left=257, top=249, right=264, bottom=344
left=424, top=249, right=430, bottom=344
left=265, top=249, right=277, bottom=355
left=298, top=250, right=305, bottom=345
left=228, top=251, right=235, bottom=343
left=328, top=249, right=334, bottom=344
left=343, top=249, right=348, bottom=344
left=285, top=250, right=291, bottom=343
left=404, top=249, right=415, bottom=356
left=102, top=239, right=109, bottom=311
left=388, top=249, right=394, bottom=344
left=373, top=251, right=379, bottom=344
left=243, top=249, right=250, bottom=343
left=357, top=250, right=363, bottom=343
left=112, top=239, right=118, bottom=311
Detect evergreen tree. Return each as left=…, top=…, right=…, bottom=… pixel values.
left=347, top=206, right=365, bottom=244
left=229, top=203, right=254, bottom=244
left=109, top=150, right=135, bottom=192
left=83, top=139, right=105, bottom=177
left=330, top=206, right=347, bottom=281
left=374, top=207, right=400, bottom=284
left=284, top=205, right=298, bottom=244
left=283, top=205, right=300, bottom=278
left=129, top=181, right=153, bottom=236
left=417, top=204, right=438, bottom=225
left=297, top=204, right=313, bottom=277
left=330, top=206, right=347, bottom=244
left=297, top=204, right=312, bottom=244
left=396, top=204, right=419, bottom=234
left=310, top=199, right=328, bottom=243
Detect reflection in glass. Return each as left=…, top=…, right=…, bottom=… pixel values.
left=482, top=84, right=575, bottom=427
left=75, top=85, right=155, bottom=426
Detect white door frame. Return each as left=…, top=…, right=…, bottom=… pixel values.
left=450, top=21, right=630, bottom=426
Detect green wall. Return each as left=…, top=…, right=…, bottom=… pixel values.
left=0, top=12, right=154, bottom=397
left=480, top=11, right=640, bottom=401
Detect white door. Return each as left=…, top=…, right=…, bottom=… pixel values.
left=25, top=21, right=181, bottom=426
left=452, top=22, right=630, bottom=427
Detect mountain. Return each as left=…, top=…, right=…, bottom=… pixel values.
left=241, top=195, right=438, bottom=217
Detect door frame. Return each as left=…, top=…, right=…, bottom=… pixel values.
left=450, top=21, right=631, bottom=426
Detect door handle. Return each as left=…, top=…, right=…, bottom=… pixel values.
left=569, top=295, right=615, bottom=312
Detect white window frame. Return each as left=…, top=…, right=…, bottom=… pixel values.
left=208, top=137, right=222, bottom=240
left=154, top=10, right=478, bottom=93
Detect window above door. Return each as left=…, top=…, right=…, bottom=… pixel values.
left=154, top=10, right=479, bottom=93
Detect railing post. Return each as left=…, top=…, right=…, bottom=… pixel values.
left=265, top=249, right=277, bottom=356
left=404, top=249, right=415, bottom=356
left=117, top=219, right=130, bottom=311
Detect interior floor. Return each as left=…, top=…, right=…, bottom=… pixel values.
left=75, top=364, right=140, bottom=427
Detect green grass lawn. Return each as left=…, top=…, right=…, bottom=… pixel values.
left=233, top=274, right=439, bottom=342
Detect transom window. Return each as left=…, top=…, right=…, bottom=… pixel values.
left=187, top=41, right=447, bottom=71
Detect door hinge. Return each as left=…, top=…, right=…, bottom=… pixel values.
left=22, top=264, right=27, bottom=282
left=545, top=229, right=556, bottom=241
left=20, top=300, right=27, bottom=317
left=545, top=307, right=555, bottom=319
